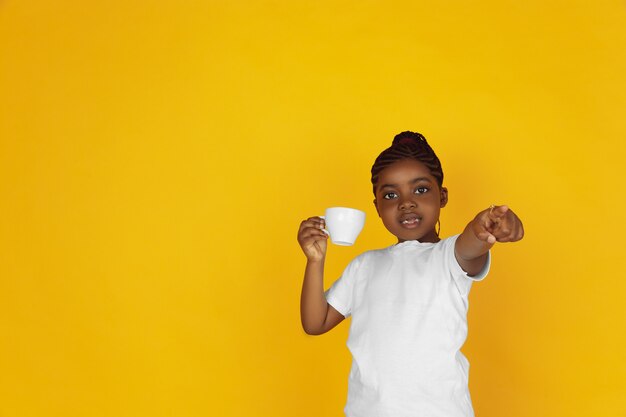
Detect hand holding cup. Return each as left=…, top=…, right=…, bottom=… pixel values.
left=298, top=207, right=366, bottom=261
left=298, top=216, right=328, bottom=262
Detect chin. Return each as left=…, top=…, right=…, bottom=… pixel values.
left=395, top=232, right=422, bottom=242
left=386, top=224, right=427, bottom=242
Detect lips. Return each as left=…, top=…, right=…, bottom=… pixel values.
left=400, top=213, right=421, bottom=227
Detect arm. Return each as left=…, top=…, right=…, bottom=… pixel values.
left=297, top=217, right=345, bottom=335
left=300, top=259, right=345, bottom=335
left=455, top=205, right=524, bottom=276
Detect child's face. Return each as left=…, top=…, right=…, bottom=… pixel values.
left=373, top=158, right=448, bottom=243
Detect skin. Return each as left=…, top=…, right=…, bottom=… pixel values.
left=298, top=158, right=524, bottom=335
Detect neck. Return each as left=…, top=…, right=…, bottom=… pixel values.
left=397, top=230, right=440, bottom=244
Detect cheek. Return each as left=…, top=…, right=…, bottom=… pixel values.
left=381, top=208, right=397, bottom=224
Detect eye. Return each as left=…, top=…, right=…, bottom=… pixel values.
left=414, top=187, right=429, bottom=195
left=383, top=192, right=398, bottom=200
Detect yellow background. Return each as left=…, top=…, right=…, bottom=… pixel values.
left=1, top=1, right=625, bottom=416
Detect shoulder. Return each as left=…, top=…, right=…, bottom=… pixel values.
left=438, top=234, right=461, bottom=244
left=433, top=234, right=461, bottom=252
left=413, top=235, right=459, bottom=265
left=343, top=247, right=390, bottom=272
left=355, top=247, right=392, bottom=263
left=436, top=234, right=491, bottom=281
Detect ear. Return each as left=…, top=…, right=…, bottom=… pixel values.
left=440, top=187, right=448, bottom=208
left=373, top=198, right=381, bottom=217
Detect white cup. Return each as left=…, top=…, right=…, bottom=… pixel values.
left=321, top=207, right=366, bottom=246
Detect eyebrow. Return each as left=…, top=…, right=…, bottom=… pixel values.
left=379, top=177, right=433, bottom=189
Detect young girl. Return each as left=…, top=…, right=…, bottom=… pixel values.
left=298, top=131, right=524, bottom=417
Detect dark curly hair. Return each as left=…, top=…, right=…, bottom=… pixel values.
left=370, top=131, right=444, bottom=195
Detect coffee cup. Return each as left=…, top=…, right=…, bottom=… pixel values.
left=321, top=207, right=366, bottom=246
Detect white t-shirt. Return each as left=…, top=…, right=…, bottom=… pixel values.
left=325, top=235, right=490, bottom=417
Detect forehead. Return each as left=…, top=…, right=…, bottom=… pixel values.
left=376, top=158, right=436, bottom=184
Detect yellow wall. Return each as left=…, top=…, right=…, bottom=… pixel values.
left=1, top=1, right=625, bottom=416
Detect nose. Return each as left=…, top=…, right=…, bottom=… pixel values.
left=399, top=196, right=416, bottom=211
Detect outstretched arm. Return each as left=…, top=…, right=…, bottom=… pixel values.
left=455, top=205, right=524, bottom=276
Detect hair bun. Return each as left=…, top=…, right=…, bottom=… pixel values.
left=392, top=131, right=428, bottom=146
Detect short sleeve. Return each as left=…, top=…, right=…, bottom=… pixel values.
left=443, top=234, right=491, bottom=296
left=324, top=255, right=364, bottom=318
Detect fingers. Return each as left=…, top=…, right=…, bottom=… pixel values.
left=298, top=216, right=329, bottom=260
left=476, top=229, right=497, bottom=245
left=495, top=216, right=524, bottom=242
left=482, top=205, right=524, bottom=243
left=298, top=217, right=328, bottom=242
left=489, top=205, right=509, bottom=220
left=477, top=208, right=499, bottom=233
left=299, top=216, right=326, bottom=234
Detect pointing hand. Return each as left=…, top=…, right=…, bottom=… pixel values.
left=472, top=205, right=524, bottom=246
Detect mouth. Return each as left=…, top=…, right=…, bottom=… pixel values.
left=400, top=214, right=421, bottom=228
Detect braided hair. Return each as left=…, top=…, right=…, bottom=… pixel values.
left=371, top=131, right=444, bottom=195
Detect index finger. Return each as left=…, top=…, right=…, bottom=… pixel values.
left=299, top=216, right=325, bottom=231
left=489, top=205, right=509, bottom=220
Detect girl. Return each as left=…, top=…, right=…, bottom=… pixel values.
left=298, top=131, right=524, bottom=417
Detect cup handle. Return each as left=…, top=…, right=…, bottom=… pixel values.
left=319, top=215, right=330, bottom=236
